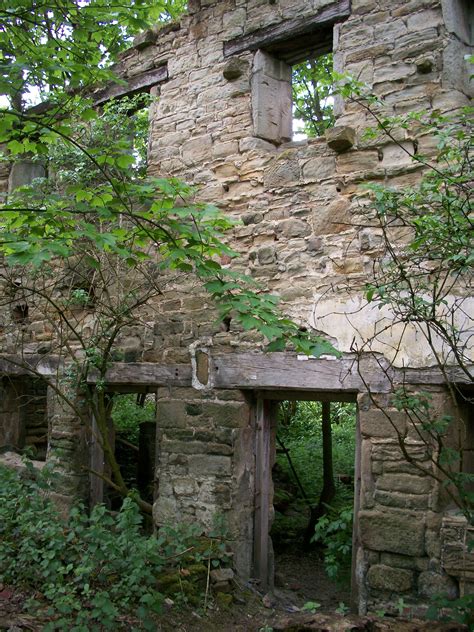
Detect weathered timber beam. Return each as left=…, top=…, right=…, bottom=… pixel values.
left=207, top=352, right=472, bottom=393
left=27, top=64, right=169, bottom=118
left=258, top=389, right=357, bottom=402
left=92, top=64, right=168, bottom=106
left=0, top=355, right=60, bottom=377
left=0, top=356, right=190, bottom=388
left=89, top=362, right=192, bottom=388
left=2, top=353, right=470, bottom=393
left=394, top=366, right=473, bottom=386
left=210, top=352, right=378, bottom=392
left=223, top=0, right=350, bottom=58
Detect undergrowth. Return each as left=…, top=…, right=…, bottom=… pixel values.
left=272, top=401, right=356, bottom=580
left=0, top=462, right=230, bottom=631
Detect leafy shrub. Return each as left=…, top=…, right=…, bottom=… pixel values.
left=271, top=401, right=355, bottom=579
left=0, top=462, right=229, bottom=630
left=111, top=393, right=156, bottom=444
left=426, top=593, right=474, bottom=628
left=278, top=401, right=356, bottom=505
left=312, top=505, right=353, bottom=581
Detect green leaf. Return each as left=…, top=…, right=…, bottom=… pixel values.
left=116, top=154, right=135, bottom=169
left=80, top=108, right=97, bottom=122
left=266, top=338, right=286, bottom=352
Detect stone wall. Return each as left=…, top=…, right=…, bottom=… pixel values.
left=154, top=385, right=255, bottom=577
left=0, top=0, right=472, bottom=616
left=356, top=388, right=462, bottom=613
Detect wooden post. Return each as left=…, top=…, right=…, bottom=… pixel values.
left=254, top=397, right=277, bottom=590
left=351, top=409, right=362, bottom=611
left=89, top=414, right=104, bottom=507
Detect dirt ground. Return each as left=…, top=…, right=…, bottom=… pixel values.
left=1, top=554, right=346, bottom=631
left=0, top=554, right=466, bottom=632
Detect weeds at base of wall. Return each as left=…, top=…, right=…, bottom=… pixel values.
left=425, top=593, right=474, bottom=629
left=0, top=461, right=231, bottom=630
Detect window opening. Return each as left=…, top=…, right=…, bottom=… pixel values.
left=261, top=397, right=357, bottom=608
left=292, top=53, right=335, bottom=140
left=251, top=45, right=334, bottom=144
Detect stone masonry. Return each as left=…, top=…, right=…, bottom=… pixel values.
left=0, top=0, right=473, bottom=616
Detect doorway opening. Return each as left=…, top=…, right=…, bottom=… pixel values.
left=89, top=390, right=157, bottom=512
left=109, top=392, right=157, bottom=510
left=254, top=393, right=359, bottom=610
left=0, top=376, right=48, bottom=461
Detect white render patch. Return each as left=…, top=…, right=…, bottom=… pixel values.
left=310, top=294, right=474, bottom=368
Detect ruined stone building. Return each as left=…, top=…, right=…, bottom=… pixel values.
left=0, top=0, right=473, bottom=616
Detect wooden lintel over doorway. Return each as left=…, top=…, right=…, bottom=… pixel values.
left=1, top=352, right=470, bottom=391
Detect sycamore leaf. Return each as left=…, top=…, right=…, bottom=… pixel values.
left=7, top=139, right=24, bottom=155
left=266, top=338, right=286, bottom=352
left=116, top=154, right=135, bottom=169
left=81, top=108, right=98, bottom=122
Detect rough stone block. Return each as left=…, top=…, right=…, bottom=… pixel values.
left=326, top=126, right=356, bottom=152
left=359, top=509, right=425, bottom=556
left=407, top=9, right=443, bottom=31
left=252, top=50, right=291, bottom=144
left=380, top=552, right=429, bottom=572
left=376, top=473, right=432, bottom=495
left=264, top=158, right=301, bottom=188
left=132, top=29, right=158, bottom=50
left=210, top=567, right=234, bottom=583
left=336, top=150, right=380, bottom=175
left=157, top=400, right=187, bottom=427
left=182, top=135, right=212, bottom=166
left=279, top=219, right=310, bottom=239
left=173, top=477, right=198, bottom=496
left=418, top=570, right=458, bottom=599
left=302, top=155, right=336, bottom=181
left=223, top=57, right=249, bottom=81
left=204, top=401, right=250, bottom=428
left=374, top=62, right=414, bottom=84
left=367, top=564, right=414, bottom=592
left=374, top=490, right=429, bottom=511
left=380, top=142, right=415, bottom=167
left=188, top=454, right=231, bottom=477
left=359, top=408, right=407, bottom=438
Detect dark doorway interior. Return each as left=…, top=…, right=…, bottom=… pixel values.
left=0, top=377, right=48, bottom=461
left=92, top=391, right=157, bottom=511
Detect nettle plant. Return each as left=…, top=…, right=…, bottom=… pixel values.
left=0, top=462, right=230, bottom=630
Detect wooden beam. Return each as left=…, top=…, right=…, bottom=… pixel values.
left=223, top=0, right=350, bottom=59
left=1, top=353, right=471, bottom=392
left=92, top=362, right=192, bottom=388
left=258, top=389, right=357, bottom=403
left=253, top=398, right=276, bottom=589
left=0, top=355, right=60, bottom=377
left=92, top=64, right=168, bottom=106
left=210, top=352, right=383, bottom=392
left=209, top=352, right=472, bottom=392
left=0, top=356, right=191, bottom=388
